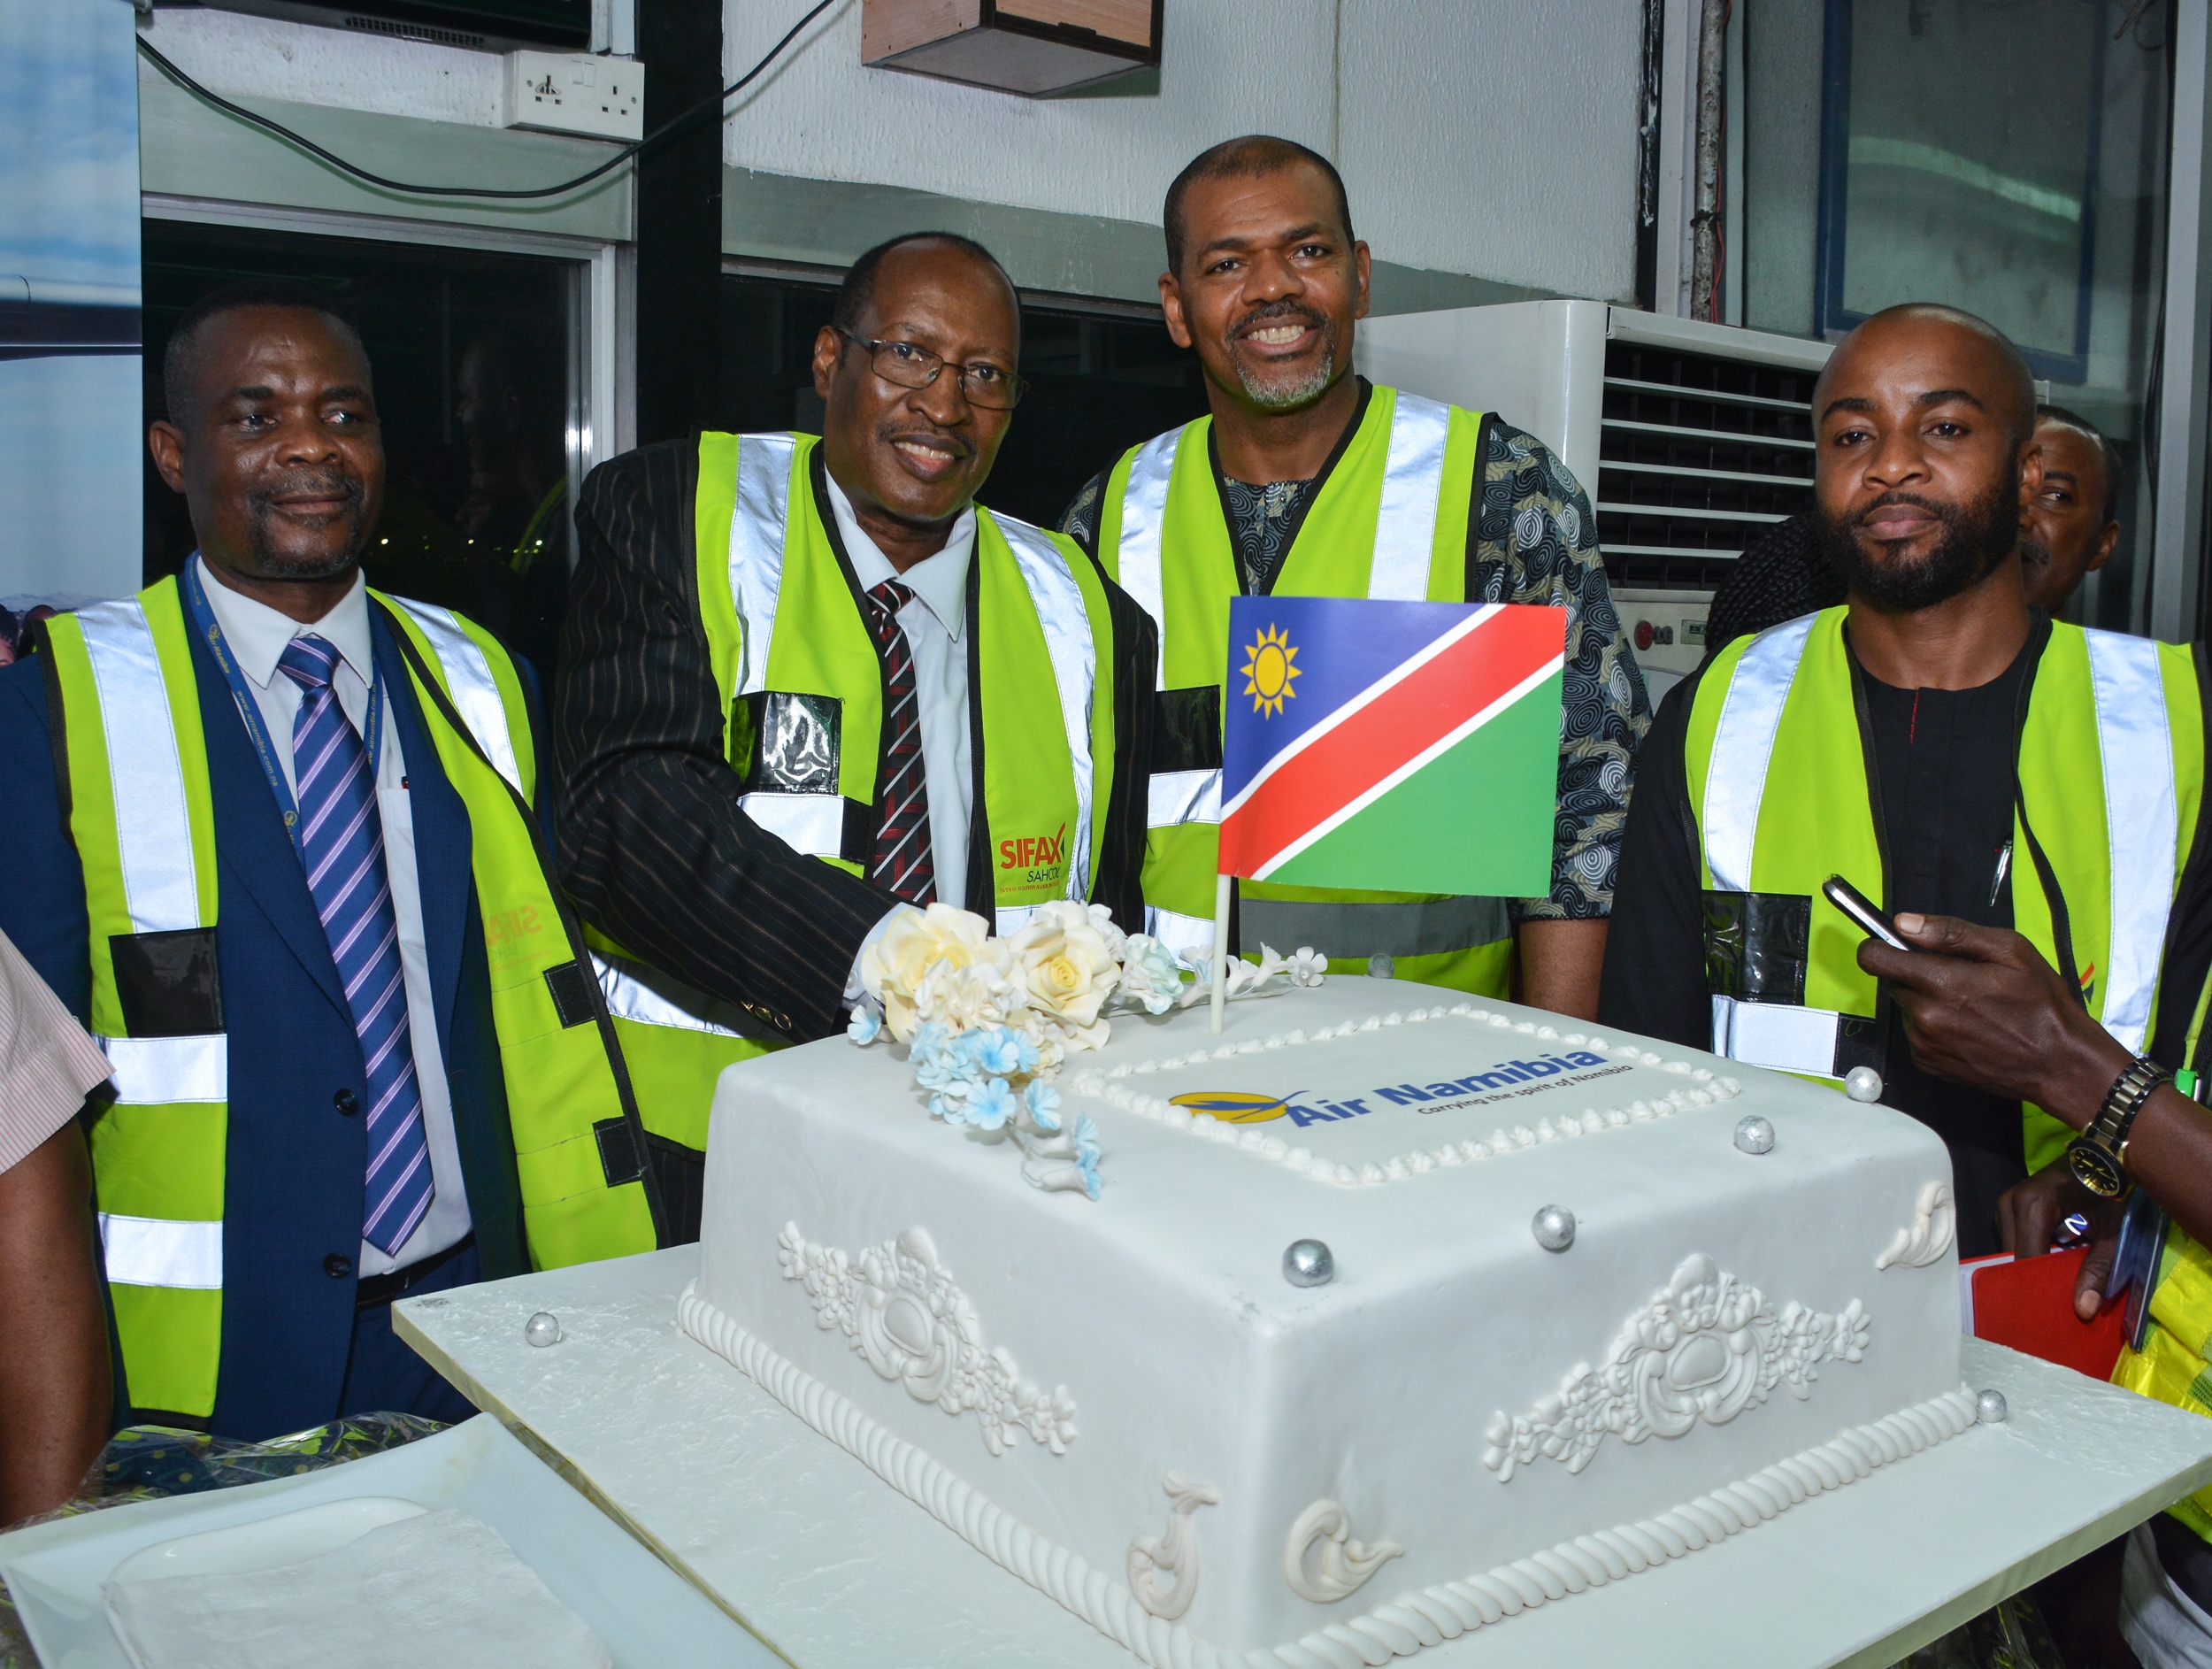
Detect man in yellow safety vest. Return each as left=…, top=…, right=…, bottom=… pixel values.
left=556, top=234, right=1156, bottom=1232
left=0, top=281, right=663, bottom=1442
left=1059, top=135, right=1648, bottom=1019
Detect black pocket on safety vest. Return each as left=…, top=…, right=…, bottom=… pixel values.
left=1701, top=890, right=1810, bottom=1004
left=110, top=927, right=224, bottom=1036
left=1153, top=685, right=1223, bottom=775
left=731, top=691, right=841, bottom=794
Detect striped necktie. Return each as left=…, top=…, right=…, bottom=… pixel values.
left=861, top=580, right=935, bottom=903
left=277, top=635, right=434, bottom=1256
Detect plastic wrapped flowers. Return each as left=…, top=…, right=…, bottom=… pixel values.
left=849, top=899, right=1323, bottom=1201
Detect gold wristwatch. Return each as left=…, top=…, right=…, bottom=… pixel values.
left=2066, top=1056, right=2171, bottom=1198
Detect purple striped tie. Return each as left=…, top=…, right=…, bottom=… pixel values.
left=862, top=581, right=935, bottom=903
left=277, top=635, right=434, bottom=1256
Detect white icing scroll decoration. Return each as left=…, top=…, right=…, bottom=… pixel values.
left=1876, top=1181, right=1956, bottom=1271
left=679, top=1280, right=1978, bottom=1668
left=1482, top=1253, right=1870, bottom=1482
left=776, top=1222, right=1078, bottom=1456
left=1126, top=1472, right=1219, bottom=1619
left=1283, top=1499, right=1402, bottom=1604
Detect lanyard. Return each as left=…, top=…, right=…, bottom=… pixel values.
left=182, top=557, right=382, bottom=859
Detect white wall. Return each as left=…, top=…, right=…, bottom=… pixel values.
left=724, top=0, right=1644, bottom=302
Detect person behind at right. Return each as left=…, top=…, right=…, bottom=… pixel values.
left=2018, top=402, right=2120, bottom=614
left=1599, top=303, right=2203, bottom=1260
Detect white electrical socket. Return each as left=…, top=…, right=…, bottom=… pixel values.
left=503, top=51, right=644, bottom=142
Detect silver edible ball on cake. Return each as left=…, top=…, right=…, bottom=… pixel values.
left=1976, top=1388, right=2008, bottom=1425
left=1283, top=1239, right=1335, bottom=1287
left=1844, top=1066, right=1884, bottom=1104
left=1531, top=1204, right=1576, bottom=1252
left=524, top=1311, right=562, bottom=1349
left=1367, top=953, right=1395, bottom=980
left=1733, top=1115, right=1776, bottom=1155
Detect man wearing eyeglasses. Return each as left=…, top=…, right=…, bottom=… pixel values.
left=554, top=233, right=1156, bottom=1232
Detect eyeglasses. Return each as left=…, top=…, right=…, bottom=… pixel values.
left=837, top=328, right=1028, bottom=411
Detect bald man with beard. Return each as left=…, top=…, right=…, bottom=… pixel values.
left=1601, top=303, right=2209, bottom=1266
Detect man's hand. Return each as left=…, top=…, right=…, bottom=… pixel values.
left=1857, top=912, right=2131, bottom=1127
left=1996, top=1165, right=2122, bottom=1322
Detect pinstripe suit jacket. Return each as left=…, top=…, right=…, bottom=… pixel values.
left=555, top=440, right=1156, bottom=1045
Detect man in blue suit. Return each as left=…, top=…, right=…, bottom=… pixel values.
left=0, top=281, right=661, bottom=1445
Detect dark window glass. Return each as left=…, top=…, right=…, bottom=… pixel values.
left=718, top=272, right=1209, bottom=528
left=142, top=219, right=580, bottom=683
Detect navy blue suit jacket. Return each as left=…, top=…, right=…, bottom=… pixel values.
left=0, top=604, right=528, bottom=1440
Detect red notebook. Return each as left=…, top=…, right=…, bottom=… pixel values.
left=1961, top=1248, right=2126, bottom=1381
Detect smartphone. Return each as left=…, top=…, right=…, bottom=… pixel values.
left=1821, top=874, right=1912, bottom=951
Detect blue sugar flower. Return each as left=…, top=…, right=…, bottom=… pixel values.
left=964, top=1026, right=1032, bottom=1080
left=847, top=1006, right=882, bottom=1046
left=1074, top=1114, right=1102, bottom=1199
left=966, top=1077, right=1020, bottom=1132
left=1023, top=1081, right=1063, bottom=1133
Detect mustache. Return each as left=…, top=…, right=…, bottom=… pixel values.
left=1847, top=490, right=1955, bottom=534
left=879, top=424, right=973, bottom=460
left=1230, top=299, right=1329, bottom=341
left=247, top=468, right=364, bottom=513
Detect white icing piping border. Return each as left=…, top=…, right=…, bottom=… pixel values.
left=679, top=1280, right=1979, bottom=1669
left=1069, top=1004, right=1744, bottom=1188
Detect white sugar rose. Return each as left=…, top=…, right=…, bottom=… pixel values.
left=864, top=903, right=1002, bottom=1042
left=1007, top=899, right=1120, bottom=1048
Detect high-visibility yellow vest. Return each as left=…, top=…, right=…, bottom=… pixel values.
left=1094, top=386, right=1514, bottom=996
left=43, top=577, right=662, bottom=1420
left=1685, top=607, right=2203, bottom=1170
left=2114, top=1218, right=2212, bottom=1543
left=591, top=430, right=1120, bottom=1155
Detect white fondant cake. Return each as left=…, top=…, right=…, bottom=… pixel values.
left=680, top=981, right=1969, bottom=1665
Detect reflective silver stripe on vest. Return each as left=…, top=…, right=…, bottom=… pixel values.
left=729, top=432, right=800, bottom=698
left=1148, top=767, right=1221, bottom=829
left=386, top=596, right=521, bottom=793
left=99, top=1213, right=222, bottom=1289
left=1145, top=903, right=1216, bottom=962
left=995, top=514, right=1096, bottom=904
left=1369, top=390, right=1453, bottom=603
left=1701, top=612, right=1818, bottom=893
left=1710, top=995, right=1840, bottom=1078
left=591, top=951, right=749, bottom=1039
left=75, top=597, right=199, bottom=934
left=1115, top=427, right=1182, bottom=688
left=103, top=1034, right=227, bottom=1104
left=740, top=791, right=843, bottom=858
left=2086, top=628, right=2178, bottom=1054
left=1239, top=891, right=1509, bottom=962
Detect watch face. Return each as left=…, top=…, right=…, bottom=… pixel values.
left=2069, top=1140, right=2128, bottom=1199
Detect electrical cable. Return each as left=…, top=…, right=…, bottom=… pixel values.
left=133, top=0, right=837, bottom=201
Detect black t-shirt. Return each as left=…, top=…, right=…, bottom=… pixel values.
left=1600, top=623, right=2042, bottom=1256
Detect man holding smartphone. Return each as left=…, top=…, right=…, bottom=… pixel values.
left=1599, top=302, right=2204, bottom=1263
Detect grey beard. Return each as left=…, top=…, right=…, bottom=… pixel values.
left=1226, top=321, right=1342, bottom=412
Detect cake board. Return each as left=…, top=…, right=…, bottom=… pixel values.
left=0, top=1410, right=769, bottom=1667
left=396, top=1245, right=2212, bottom=1669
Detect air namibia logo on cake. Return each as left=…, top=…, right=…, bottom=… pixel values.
left=1216, top=596, right=1566, bottom=896
left=1171, top=1052, right=1613, bottom=1128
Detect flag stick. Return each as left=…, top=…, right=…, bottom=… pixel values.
left=1209, top=873, right=1233, bottom=1034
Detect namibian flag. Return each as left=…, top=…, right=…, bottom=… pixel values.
left=1217, top=596, right=1565, bottom=895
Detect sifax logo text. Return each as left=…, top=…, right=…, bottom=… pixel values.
left=998, top=823, right=1067, bottom=875
left=1171, top=1051, right=1609, bottom=1128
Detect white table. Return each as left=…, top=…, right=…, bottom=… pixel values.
left=395, top=1246, right=2212, bottom=1668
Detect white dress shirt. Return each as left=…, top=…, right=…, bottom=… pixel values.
left=195, top=557, right=472, bottom=1277
left=824, top=475, right=977, bottom=910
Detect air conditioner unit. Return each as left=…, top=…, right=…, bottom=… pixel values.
left=178, top=0, right=591, bottom=54
left=1355, top=302, right=1830, bottom=703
